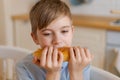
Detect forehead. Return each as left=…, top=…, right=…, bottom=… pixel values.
left=43, top=16, right=72, bottom=30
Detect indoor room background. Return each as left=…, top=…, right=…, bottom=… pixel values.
left=0, top=0, right=120, bottom=77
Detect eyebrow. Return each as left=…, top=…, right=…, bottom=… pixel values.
left=61, top=25, right=71, bottom=29
left=41, top=29, right=52, bottom=32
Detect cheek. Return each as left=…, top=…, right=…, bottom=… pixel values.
left=64, top=32, right=73, bottom=45
left=38, top=37, right=52, bottom=47
left=67, top=35, right=73, bottom=43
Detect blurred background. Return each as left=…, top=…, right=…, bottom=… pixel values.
left=0, top=0, right=120, bottom=77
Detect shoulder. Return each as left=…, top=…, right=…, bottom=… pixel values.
left=16, top=54, right=35, bottom=73
left=16, top=54, right=33, bottom=66
left=16, top=54, right=42, bottom=71
left=16, top=54, right=46, bottom=80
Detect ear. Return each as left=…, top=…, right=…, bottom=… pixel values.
left=31, top=33, right=39, bottom=45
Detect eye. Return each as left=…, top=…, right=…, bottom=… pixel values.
left=43, top=33, right=51, bottom=36
left=61, top=30, right=69, bottom=34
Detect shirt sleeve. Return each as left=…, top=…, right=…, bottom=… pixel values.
left=15, top=62, right=33, bottom=80
left=83, top=65, right=91, bottom=80
left=66, top=65, right=91, bottom=80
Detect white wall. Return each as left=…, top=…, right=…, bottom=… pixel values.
left=0, top=0, right=37, bottom=46
left=7, top=0, right=37, bottom=46
left=11, top=0, right=37, bottom=15
left=3, top=0, right=14, bottom=45
left=0, top=0, right=6, bottom=45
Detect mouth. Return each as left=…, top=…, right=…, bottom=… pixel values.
left=53, top=45, right=64, bottom=48
left=53, top=45, right=70, bottom=48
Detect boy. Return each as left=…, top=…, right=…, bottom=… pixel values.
left=16, top=0, right=92, bottom=80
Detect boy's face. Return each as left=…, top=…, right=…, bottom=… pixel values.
left=31, top=16, right=74, bottom=48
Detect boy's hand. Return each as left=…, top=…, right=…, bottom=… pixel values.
left=33, top=46, right=63, bottom=80
left=68, top=47, right=93, bottom=80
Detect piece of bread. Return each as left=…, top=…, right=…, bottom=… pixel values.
left=33, top=47, right=70, bottom=61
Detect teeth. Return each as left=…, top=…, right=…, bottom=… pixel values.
left=33, top=47, right=70, bottom=61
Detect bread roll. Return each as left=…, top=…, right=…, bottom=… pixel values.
left=33, top=47, right=70, bottom=61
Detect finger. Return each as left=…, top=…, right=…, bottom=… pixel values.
left=33, top=56, right=37, bottom=63
left=46, top=46, right=53, bottom=65
left=33, top=57, right=40, bottom=66
left=58, top=51, right=63, bottom=66
left=69, top=47, right=75, bottom=61
left=84, top=48, right=93, bottom=63
left=40, top=47, right=48, bottom=67
left=74, top=47, right=81, bottom=61
left=84, top=48, right=91, bottom=58
left=52, top=47, right=58, bottom=64
left=79, top=47, right=86, bottom=59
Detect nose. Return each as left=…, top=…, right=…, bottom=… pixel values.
left=52, top=33, right=61, bottom=45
